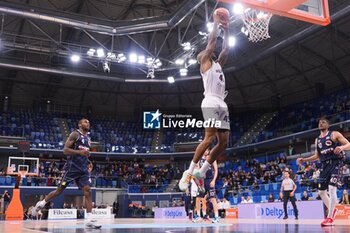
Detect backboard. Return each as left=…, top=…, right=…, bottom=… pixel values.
left=7, top=157, right=39, bottom=177
left=218, top=0, right=330, bottom=26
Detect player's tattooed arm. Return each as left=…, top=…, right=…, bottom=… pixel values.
left=63, top=131, right=90, bottom=156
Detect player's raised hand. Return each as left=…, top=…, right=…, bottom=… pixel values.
left=296, top=158, right=304, bottom=165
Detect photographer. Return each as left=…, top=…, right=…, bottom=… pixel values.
left=2, top=190, right=11, bottom=213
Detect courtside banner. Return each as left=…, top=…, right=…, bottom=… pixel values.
left=238, top=200, right=324, bottom=219
left=48, top=209, right=77, bottom=219
left=84, top=208, right=113, bottom=219
left=154, top=207, right=187, bottom=219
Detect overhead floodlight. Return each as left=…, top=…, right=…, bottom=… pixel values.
left=175, top=59, right=184, bottom=65
left=180, top=68, right=188, bottom=76
left=167, top=76, right=175, bottom=84
left=155, top=59, right=162, bottom=68
left=129, top=53, right=138, bottom=63
left=188, top=58, right=197, bottom=65
left=107, top=52, right=116, bottom=60
left=87, top=48, right=95, bottom=56
left=207, top=22, right=213, bottom=33
left=233, top=3, right=244, bottom=15
left=138, top=55, right=145, bottom=64
left=97, top=48, right=105, bottom=58
left=182, top=42, right=191, bottom=51
left=117, top=53, right=126, bottom=62
left=70, top=54, right=80, bottom=63
left=228, top=36, right=236, bottom=47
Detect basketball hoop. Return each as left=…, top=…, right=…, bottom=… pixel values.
left=240, top=8, right=272, bottom=43
left=18, top=170, right=27, bottom=178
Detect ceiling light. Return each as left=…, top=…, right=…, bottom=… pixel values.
left=233, top=3, right=244, bottom=15
left=207, top=22, right=213, bottom=33
left=97, top=48, right=105, bottom=58
left=70, top=54, right=80, bottom=63
left=138, top=55, right=145, bottom=64
left=87, top=48, right=95, bottom=56
left=180, top=68, right=188, bottom=76
left=167, top=76, right=175, bottom=84
left=129, top=53, right=138, bottom=63
left=117, top=53, right=126, bottom=62
left=182, top=42, right=191, bottom=51
left=229, top=36, right=236, bottom=47
left=188, top=58, right=197, bottom=65
left=175, top=59, right=184, bottom=65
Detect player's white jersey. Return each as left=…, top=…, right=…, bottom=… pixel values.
left=201, top=61, right=226, bottom=99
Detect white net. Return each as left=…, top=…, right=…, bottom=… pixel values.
left=241, top=9, right=272, bottom=43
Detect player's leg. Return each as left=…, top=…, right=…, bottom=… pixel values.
left=202, top=197, right=208, bottom=219
left=290, top=195, right=298, bottom=219
left=319, top=162, right=334, bottom=226
left=283, top=192, right=289, bottom=219
left=197, top=130, right=229, bottom=178
left=327, top=161, right=342, bottom=221
left=79, top=173, right=101, bottom=229
left=179, top=128, right=216, bottom=191
left=193, top=197, right=203, bottom=222
left=32, top=182, right=66, bottom=216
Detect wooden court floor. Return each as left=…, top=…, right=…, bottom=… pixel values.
left=0, top=218, right=349, bottom=233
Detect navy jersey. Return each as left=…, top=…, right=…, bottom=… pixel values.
left=199, top=157, right=213, bottom=179
left=316, top=131, right=344, bottom=162
left=66, top=130, right=91, bottom=171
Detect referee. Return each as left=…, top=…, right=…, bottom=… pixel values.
left=280, top=170, right=299, bottom=220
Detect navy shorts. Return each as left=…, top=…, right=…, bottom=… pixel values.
left=60, top=163, right=91, bottom=189
left=318, top=159, right=343, bottom=190
left=198, top=179, right=216, bottom=199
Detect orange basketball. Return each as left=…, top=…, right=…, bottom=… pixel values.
left=215, top=7, right=230, bottom=24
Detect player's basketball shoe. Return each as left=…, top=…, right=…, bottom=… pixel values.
left=192, top=215, right=201, bottom=223
left=192, top=171, right=205, bottom=193
left=212, top=217, right=219, bottom=223
left=31, top=200, right=46, bottom=216
left=321, top=218, right=334, bottom=226
left=179, top=170, right=193, bottom=191
left=85, top=220, right=102, bottom=229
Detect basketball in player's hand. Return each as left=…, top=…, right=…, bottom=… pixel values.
left=214, top=8, right=230, bottom=25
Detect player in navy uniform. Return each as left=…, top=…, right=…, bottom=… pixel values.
left=193, top=149, right=220, bottom=223
left=32, top=119, right=101, bottom=229
left=297, top=117, right=350, bottom=226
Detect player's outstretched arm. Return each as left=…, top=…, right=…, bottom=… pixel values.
left=63, top=131, right=89, bottom=156
left=297, top=139, right=319, bottom=165
left=218, top=24, right=229, bottom=67
left=333, top=131, right=350, bottom=153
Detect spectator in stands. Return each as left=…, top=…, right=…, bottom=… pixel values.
left=268, top=193, right=274, bottom=202
left=240, top=196, right=247, bottom=204
left=2, top=190, right=11, bottom=212
left=301, top=191, right=310, bottom=201
left=246, top=195, right=253, bottom=204
left=288, top=145, right=295, bottom=156
left=339, top=190, right=349, bottom=205
left=223, top=198, right=231, bottom=210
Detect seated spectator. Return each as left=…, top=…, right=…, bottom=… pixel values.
left=339, top=190, right=350, bottom=205
left=246, top=196, right=253, bottom=204
left=301, top=191, right=310, bottom=201
left=223, top=198, right=231, bottom=209
left=268, top=193, right=274, bottom=202
left=240, top=196, right=247, bottom=204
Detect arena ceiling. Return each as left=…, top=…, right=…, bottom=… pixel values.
left=0, top=0, right=349, bottom=116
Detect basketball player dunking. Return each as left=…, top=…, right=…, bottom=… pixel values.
left=32, top=119, right=101, bottom=229
left=297, top=117, right=350, bottom=226
left=179, top=9, right=230, bottom=192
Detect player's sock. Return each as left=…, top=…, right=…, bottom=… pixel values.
left=215, top=211, right=219, bottom=218
left=199, top=161, right=211, bottom=177
left=202, top=211, right=206, bottom=216
left=86, top=212, right=92, bottom=222
left=196, top=210, right=201, bottom=216
left=328, top=185, right=338, bottom=219
left=188, top=161, right=197, bottom=174
left=318, top=189, right=330, bottom=210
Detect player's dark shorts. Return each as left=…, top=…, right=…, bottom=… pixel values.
left=318, top=159, right=343, bottom=190
left=60, top=162, right=91, bottom=189
left=198, top=179, right=216, bottom=199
